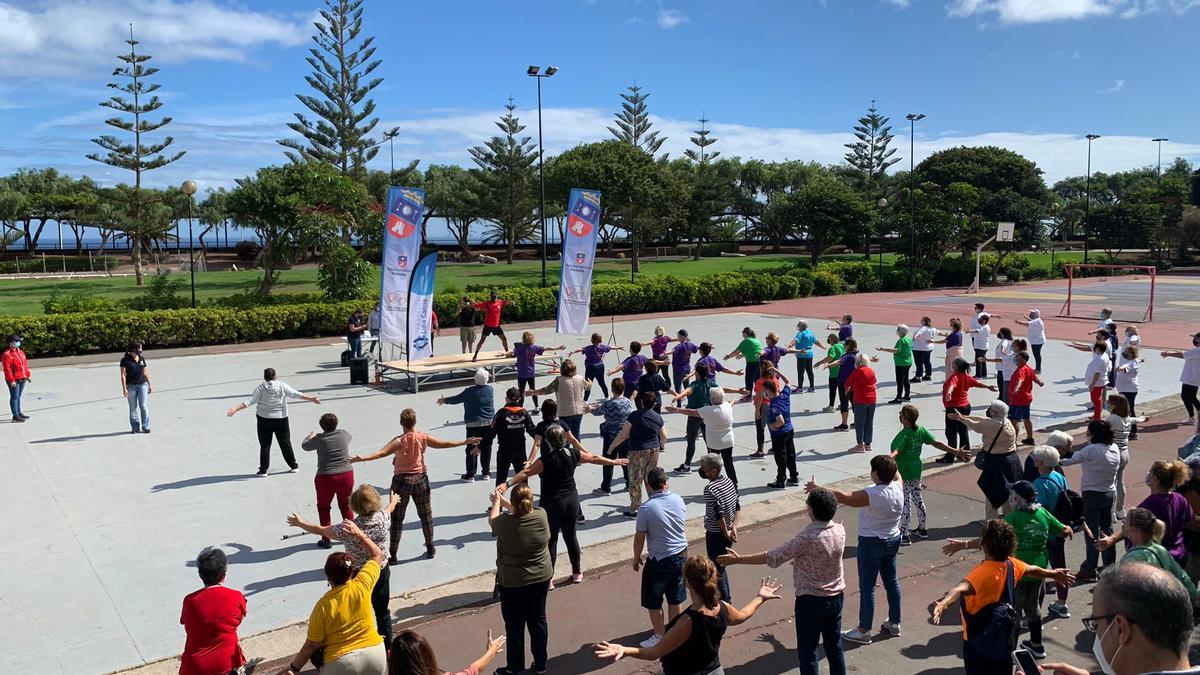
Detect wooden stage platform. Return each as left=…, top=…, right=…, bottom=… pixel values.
left=377, top=351, right=560, bottom=392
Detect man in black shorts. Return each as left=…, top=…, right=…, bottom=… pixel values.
left=472, top=290, right=510, bottom=361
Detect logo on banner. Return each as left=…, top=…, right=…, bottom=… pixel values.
left=567, top=199, right=596, bottom=238
left=412, top=335, right=429, bottom=350
left=387, top=196, right=419, bottom=239
left=397, top=255, right=408, bottom=268
left=575, top=252, right=586, bottom=264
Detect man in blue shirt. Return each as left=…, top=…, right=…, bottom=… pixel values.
left=765, top=379, right=799, bottom=488
left=437, top=368, right=496, bottom=481
left=634, top=467, right=687, bottom=648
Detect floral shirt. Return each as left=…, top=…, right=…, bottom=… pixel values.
left=765, top=520, right=846, bottom=597
left=334, top=511, right=389, bottom=567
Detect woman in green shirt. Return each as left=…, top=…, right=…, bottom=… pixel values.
left=816, top=334, right=849, bottom=429
left=488, top=482, right=553, bottom=675
left=891, top=404, right=959, bottom=544
left=725, top=327, right=764, bottom=391
left=876, top=324, right=915, bottom=404
left=1111, top=507, right=1197, bottom=600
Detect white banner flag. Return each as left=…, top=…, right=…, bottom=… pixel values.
left=556, top=189, right=601, bottom=335
left=379, top=187, right=424, bottom=345
left=406, top=252, right=437, bottom=361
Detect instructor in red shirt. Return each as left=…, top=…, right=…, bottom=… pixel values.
left=1007, top=350, right=1043, bottom=446
left=180, top=548, right=246, bottom=675
left=472, top=290, right=510, bottom=361
left=939, top=357, right=996, bottom=463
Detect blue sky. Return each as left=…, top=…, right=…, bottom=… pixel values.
left=1, top=0, right=1198, bottom=192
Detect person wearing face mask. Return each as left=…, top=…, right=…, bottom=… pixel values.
left=1040, top=562, right=1200, bottom=675
left=1059, top=419, right=1121, bottom=583
left=3, top=334, right=30, bottom=423
left=1116, top=346, right=1142, bottom=439
left=1098, top=460, right=1194, bottom=566
left=874, top=324, right=913, bottom=404
left=1161, top=332, right=1200, bottom=426
left=119, top=341, right=152, bottom=433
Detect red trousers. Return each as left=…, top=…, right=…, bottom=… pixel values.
left=1090, top=386, right=1106, bottom=421
left=315, top=470, right=355, bottom=534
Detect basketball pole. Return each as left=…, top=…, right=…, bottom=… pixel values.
left=967, top=222, right=1014, bottom=294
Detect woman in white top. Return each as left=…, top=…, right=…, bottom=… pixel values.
left=1106, top=393, right=1133, bottom=519
left=910, top=316, right=938, bottom=383
left=1161, top=332, right=1200, bottom=425
left=1015, top=309, right=1046, bottom=373
left=1122, top=325, right=1141, bottom=351
left=1059, top=419, right=1121, bottom=581
left=1116, top=345, right=1141, bottom=439
left=980, top=327, right=1015, bottom=403
left=967, top=314, right=992, bottom=379
left=667, top=387, right=739, bottom=485
left=227, top=367, right=322, bottom=475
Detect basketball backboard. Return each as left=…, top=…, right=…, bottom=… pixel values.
left=996, top=221, right=1015, bottom=242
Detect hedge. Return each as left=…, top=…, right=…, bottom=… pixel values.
left=6, top=269, right=834, bottom=357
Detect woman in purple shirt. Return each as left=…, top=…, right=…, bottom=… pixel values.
left=1098, top=459, right=1196, bottom=564
left=508, top=332, right=564, bottom=408
left=610, top=341, right=662, bottom=400
left=933, top=318, right=964, bottom=379
left=691, top=341, right=742, bottom=386
left=643, top=326, right=677, bottom=384
left=828, top=314, right=854, bottom=341
left=670, top=329, right=699, bottom=393
left=570, top=333, right=623, bottom=400
left=760, top=332, right=791, bottom=368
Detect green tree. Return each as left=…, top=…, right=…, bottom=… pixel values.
left=424, top=165, right=483, bottom=257
left=731, top=160, right=823, bottom=252
left=788, top=174, right=870, bottom=262
left=86, top=25, right=185, bottom=285
left=197, top=188, right=230, bottom=250
left=843, top=101, right=900, bottom=257
left=226, top=162, right=369, bottom=295
left=3, top=168, right=75, bottom=253
left=674, top=115, right=731, bottom=258
left=608, top=83, right=667, bottom=157
left=469, top=98, right=538, bottom=264
left=278, top=0, right=410, bottom=187
left=318, top=242, right=373, bottom=300
left=545, top=140, right=686, bottom=273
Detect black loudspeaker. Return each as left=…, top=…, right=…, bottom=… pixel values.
left=349, top=357, right=370, bottom=385
left=340, top=349, right=352, bottom=367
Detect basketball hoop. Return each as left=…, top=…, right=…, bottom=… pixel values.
left=966, top=222, right=1015, bottom=294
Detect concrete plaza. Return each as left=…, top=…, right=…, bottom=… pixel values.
left=1, top=309, right=1189, bottom=673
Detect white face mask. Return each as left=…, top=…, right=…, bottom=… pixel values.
left=1092, top=619, right=1120, bottom=675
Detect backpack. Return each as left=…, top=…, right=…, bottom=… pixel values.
left=1051, top=483, right=1086, bottom=529
left=962, top=560, right=1017, bottom=662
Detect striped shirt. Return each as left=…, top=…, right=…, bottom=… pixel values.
left=703, top=476, right=740, bottom=533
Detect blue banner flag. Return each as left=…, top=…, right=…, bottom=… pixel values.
left=556, top=189, right=601, bottom=335
left=380, top=187, right=425, bottom=345
left=406, top=252, right=438, bottom=362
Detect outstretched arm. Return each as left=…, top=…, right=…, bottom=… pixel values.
left=724, top=577, right=782, bottom=626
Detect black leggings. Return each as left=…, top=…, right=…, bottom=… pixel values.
left=745, top=361, right=760, bottom=391
left=1183, top=384, right=1200, bottom=419
left=945, top=405, right=972, bottom=452
left=1031, top=343, right=1044, bottom=372
left=755, top=412, right=766, bottom=452
left=541, top=493, right=582, bottom=575
left=895, top=365, right=911, bottom=400
left=913, top=350, right=933, bottom=380
left=828, top=378, right=846, bottom=410
left=716, top=446, right=738, bottom=487
left=583, top=364, right=607, bottom=400
left=996, top=372, right=1007, bottom=403
left=796, top=357, right=815, bottom=390
left=1122, top=391, right=1138, bottom=434
left=517, top=377, right=537, bottom=407
left=974, top=348, right=988, bottom=377
left=494, top=448, right=526, bottom=485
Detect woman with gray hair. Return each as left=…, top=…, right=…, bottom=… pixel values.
left=666, top=385, right=740, bottom=486
left=1029, top=443, right=1075, bottom=619
left=948, top=399, right=1021, bottom=521
left=700, top=453, right=741, bottom=602
left=844, top=353, right=879, bottom=453
left=875, top=324, right=913, bottom=403
left=1015, top=309, right=1046, bottom=373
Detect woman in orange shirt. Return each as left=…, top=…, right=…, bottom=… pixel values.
left=934, top=520, right=1074, bottom=675
left=352, top=409, right=480, bottom=563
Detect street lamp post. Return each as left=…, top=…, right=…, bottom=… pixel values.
left=181, top=180, right=198, bottom=307
left=528, top=65, right=557, bottom=288
left=1152, top=137, right=1168, bottom=183
left=1083, top=134, right=1100, bottom=264
left=905, top=113, right=925, bottom=289
left=876, top=197, right=888, bottom=279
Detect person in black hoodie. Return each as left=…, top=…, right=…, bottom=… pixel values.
left=489, top=387, right=536, bottom=485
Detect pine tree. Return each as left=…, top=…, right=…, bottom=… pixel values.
left=608, top=83, right=667, bottom=157
left=684, top=114, right=724, bottom=259
left=469, top=98, right=538, bottom=264
left=86, top=24, right=184, bottom=285
left=843, top=100, right=899, bottom=185
left=279, top=0, right=399, bottom=179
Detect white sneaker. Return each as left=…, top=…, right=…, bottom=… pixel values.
left=1186, top=417, right=1197, bottom=425
left=639, top=634, right=662, bottom=648
left=882, top=621, right=901, bottom=637
left=842, top=627, right=872, bottom=644
left=822, top=406, right=835, bottom=412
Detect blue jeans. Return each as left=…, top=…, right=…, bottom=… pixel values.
left=348, top=335, right=362, bottom=358
left=8, top=378, right=25, bottom=416
left=560, top=414, right=582, bottom=439
left=127, top=382, right=150, bottom=431
left=704, top=530, right=733, bottom=602
left=795, top=593, right=846, bottom=675
left=857, top=535, right=902, bottom=630
left=852, top=403, right=876, bottom=445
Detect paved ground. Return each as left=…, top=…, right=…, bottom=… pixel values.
left=2, top=307, right=1194, bottom=673
left=384, top=401, right=1199, bottom=675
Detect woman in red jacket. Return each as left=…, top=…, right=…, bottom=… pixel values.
left=938, top=357, right=997, bottom=463
left=4, top=334, right=31, bottom=423
left=845, top=353, right=878, bottom=453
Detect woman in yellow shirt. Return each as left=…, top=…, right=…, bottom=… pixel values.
left=282, top=520, right=388, bottom=675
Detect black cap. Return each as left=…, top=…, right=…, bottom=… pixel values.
left=1010, top=480, right=1037, bottom=502
left=677, top=329, right=688, bottom=338
left=7, top=334, right=20, bottom=343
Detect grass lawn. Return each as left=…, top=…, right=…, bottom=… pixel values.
left=0, top=250, right=1086, bottom=317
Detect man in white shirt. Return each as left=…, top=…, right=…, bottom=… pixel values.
left=1161, top=332, right=1200, bottom=425
left=807, top=455, right=903, bottom=646
left=1084, top=342, right=1111, bottom=422
left=227, top=367, right=321, bottom=475
left=969, top=313, right=992, bottom=379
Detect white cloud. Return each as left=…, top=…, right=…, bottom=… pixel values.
left=1098, top=79, right=1126, bottom=94
left=0, top=0, right=312, bottom=78
left=946, top=0, right=1200, bottom=24
left=621, top=15, right=643, bottom=25
left=656, top=7, right=688, bottom=29
left=5, top=103, right=1199, bottom=192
